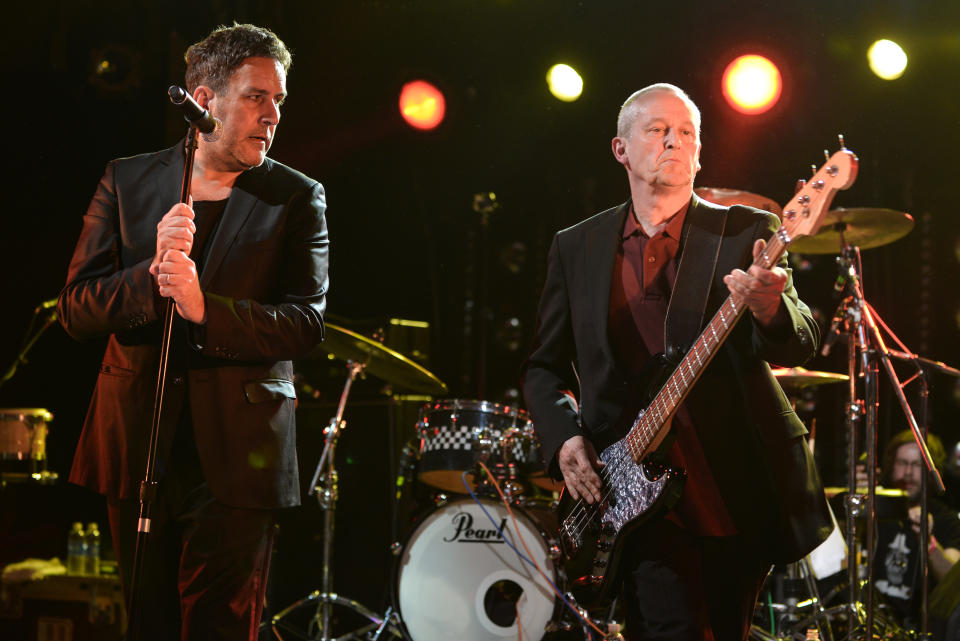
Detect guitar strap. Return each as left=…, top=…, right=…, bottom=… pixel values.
left=664, top=198, right=729, bottom=364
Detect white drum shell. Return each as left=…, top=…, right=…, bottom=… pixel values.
left=397, top=498, right=557, bottom=641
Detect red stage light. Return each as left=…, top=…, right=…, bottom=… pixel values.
left=399, top=80, right=446, bottom=130
left=721, top=55, right=782, bottom=115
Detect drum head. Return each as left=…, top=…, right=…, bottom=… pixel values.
left=396, top=498, right=556, bottom=641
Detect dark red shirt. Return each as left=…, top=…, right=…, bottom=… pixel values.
left=607, top=204, right=737, bottom=536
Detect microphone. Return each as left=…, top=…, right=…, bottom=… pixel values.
left=167, top=85, right=220, bottom=136
left=820, top=312, right=844, bottom=357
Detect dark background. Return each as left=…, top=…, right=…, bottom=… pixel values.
left=2, top=0, right=959, bottom=634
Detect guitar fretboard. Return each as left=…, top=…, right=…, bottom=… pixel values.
left=624, top=232, right=790, bottom=461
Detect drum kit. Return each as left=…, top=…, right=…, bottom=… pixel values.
left=0, top=408, right=57, bottom=487
left=270, top=323, right=588, bottom=641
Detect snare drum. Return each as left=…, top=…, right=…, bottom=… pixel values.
left=416, top=399, right=540, bottom=493
left=0, top=408, right=52, bottom=482
left=394, top=497, right=560, bottom=641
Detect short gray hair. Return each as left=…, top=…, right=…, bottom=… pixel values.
left=616, top=83, right=701, bottom=139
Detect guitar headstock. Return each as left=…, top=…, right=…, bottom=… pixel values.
left=779, top=137, right=859, bottom=241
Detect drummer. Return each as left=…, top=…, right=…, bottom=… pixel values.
left=862, top=430, right=960, bottom=626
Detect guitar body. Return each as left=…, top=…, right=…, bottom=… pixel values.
left=558, top=418, right=686, bottom=609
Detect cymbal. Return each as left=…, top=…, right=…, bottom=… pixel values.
left=823, top=486, right=907, bottom=498
left=789, top=207, right=914, bottom=254
left=771, top=367, right=848, bottom=388
left=694, top=187, right=783, bottom=217
left=302, top=322, right=447, bottom=395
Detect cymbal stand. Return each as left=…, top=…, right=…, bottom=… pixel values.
left=827, top=242, right=946, bottom=640
left=271, top=360, right=401, bottom=641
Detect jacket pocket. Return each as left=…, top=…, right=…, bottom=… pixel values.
left=243, top=379, right=296, bottom=403
left=99, top=362, right=136, bottom=377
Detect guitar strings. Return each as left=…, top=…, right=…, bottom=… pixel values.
left=564, top=400, right=672, bottom=540
left=564, top=415, right=652, bottom=539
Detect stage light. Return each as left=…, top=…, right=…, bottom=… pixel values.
left=868, top=39, right=907, bottom=80
left=546, top=63, right=583, bottom=102
left=721, top=54, right=782, bottom=115
left=399, top=80, right=446, bottom=130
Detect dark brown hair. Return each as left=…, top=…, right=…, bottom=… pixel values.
left=882, top=429, right=947, bottom=486
left=185, top=23, right=292, bottom=94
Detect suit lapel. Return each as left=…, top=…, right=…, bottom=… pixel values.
left=199, top=163, right=268, bottom=287
left=586, top=201, right=630, bottom=364
left=663, top=194, right=728, bottom=361
left=155, top=142, right=187, bottom=224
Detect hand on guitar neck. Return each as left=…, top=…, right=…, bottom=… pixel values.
left=722, top=238, right=789, bottom=328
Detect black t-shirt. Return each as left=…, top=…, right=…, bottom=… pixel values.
left=873, top=497, right=960, bottom=622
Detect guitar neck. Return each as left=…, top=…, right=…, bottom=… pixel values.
left=624, top=231, right=790, bottom=462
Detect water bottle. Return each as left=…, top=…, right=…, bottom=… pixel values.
left=84, top=522, right=101, bottom=576
left=66, top=522, right=87, bottom=575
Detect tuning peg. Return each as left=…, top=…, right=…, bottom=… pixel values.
left=838, top=134, right=846, bottom=150
left=795, top=178, right=807, bottom=194
left=823, top=149, right=830, bottom=162
left=810, top=164, right=818, bottom=176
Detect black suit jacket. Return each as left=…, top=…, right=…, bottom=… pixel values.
left=522, top=195, right=832, bottom=563
left=58, top=142, right=329, bottom=509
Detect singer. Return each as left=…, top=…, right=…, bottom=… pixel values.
left=57, top=23, right=328, bottom=641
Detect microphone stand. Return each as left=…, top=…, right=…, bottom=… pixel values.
left=830, top=242, right=946, bottom=641
left=0, top=304, right=59, bottom=391
left=271, top=360, right=402, bottom=641
left=126, top=122, right=200, bottom=641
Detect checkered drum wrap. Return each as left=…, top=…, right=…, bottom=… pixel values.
left=415, top=399, right=540, bottom=492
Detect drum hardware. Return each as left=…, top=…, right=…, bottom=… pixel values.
left=787, top=207, right=914, bottom=254
left=770, top=368, right=849, bottom=389
left=277, top=321, right=443, bottom=641
left=298, top=322, right=447, bottom=396
left=820, top=222, right=950, bottom=641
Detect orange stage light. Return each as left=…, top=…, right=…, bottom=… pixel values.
left=399, top=80, right=446, bottom=130
left=721, top=54, right=782, bottom=115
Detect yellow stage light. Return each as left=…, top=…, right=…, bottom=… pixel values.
left=546, top=64, right=583, bottom=102
left=868, top=39, right=907, bottom=80
left=722, top=54, right=782, bottom=115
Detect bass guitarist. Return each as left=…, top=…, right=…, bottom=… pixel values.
left=522, top=83, right=832, bottom=641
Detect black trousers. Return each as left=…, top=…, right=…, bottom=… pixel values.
left=107, top=443, right=276, bottom=641
left=620, top=518, right=771, bottom=641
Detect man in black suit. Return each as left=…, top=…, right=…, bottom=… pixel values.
left=522, top=83, right=831, bottom=640
left=58, top=24, right=328, bottom=640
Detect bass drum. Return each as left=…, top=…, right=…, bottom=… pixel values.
left=395, top=497, right=560, bottom=641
